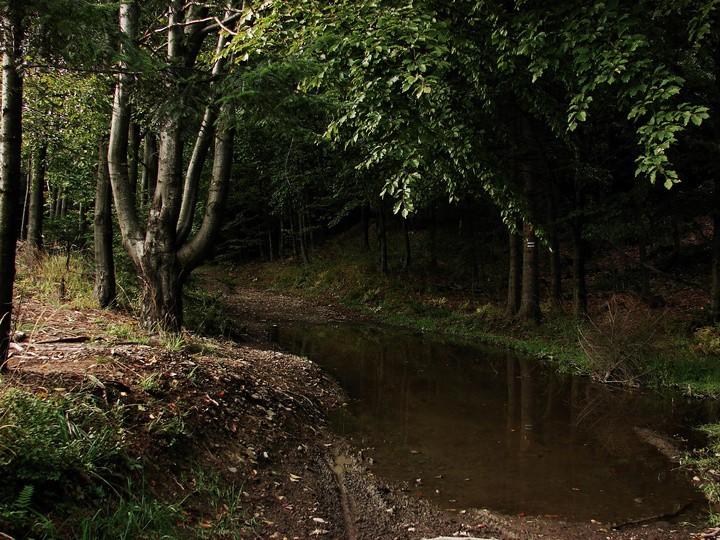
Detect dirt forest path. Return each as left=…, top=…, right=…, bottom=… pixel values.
left=193, top=266, right=711, bottom=540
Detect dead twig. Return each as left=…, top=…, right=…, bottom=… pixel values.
left=36, top=336, right=91, bottom=344
left=610, top=502, right=691, bottom=530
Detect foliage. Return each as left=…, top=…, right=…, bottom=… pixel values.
left=693, top=325, right=720, bottom=355
left=0, top=388, right=123, bottom=485
left=0, top=387, right=124, bottom=535
left=683, top=422, right=720, bottom=522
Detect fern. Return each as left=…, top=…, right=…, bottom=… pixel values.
left=15, top=485, right=33, bottom=511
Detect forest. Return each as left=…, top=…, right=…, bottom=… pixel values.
left=3, top=0, right=720, bottom=538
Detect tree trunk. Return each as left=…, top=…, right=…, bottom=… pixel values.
left=378, top=201, right=388, bottom=273
left=429, top=204, right=438, bottom=269
left=516, top=116, right=541, bottom=322
left=140, top=247, right=182, bottom=329
left=128, top=121, right=141, bottom=195
left=176, top=21, right=230, bottom=245
left=53, top=187, right=62, bottom=218
left=141, top=134, right=158, bottom=204
left=517, top=160, right=541, bottom=322
left=548, top=183, right=562, bottom=306
left=465, top=205, right=480, bottom=292
left=361, top=203, right=370, bottom=250
left=401, top=217, right=411, bottom=270
left=26, top=144, right=46, bottom=251
left=0, top=1, right=24, bottom=368
left=517, top=220, right=541, bottom=322
left=290, top=213, right=298, bottom=257
left=712, top=178, right=720, bottom=322
left=94, top=140, right=116, bottom=308
left=20, top=157, right=29, bottom=240
left=109, top=1, right=235, bottom=331
left=77, top=203, right=89, bottom=248
left=505, top=223, right=522, bottom=318
left=572, top=181, right=588, bottom=318
left=298, top=209, right=310, bottom=264
left=279, top=217, right=285, bottom=258
left=177, top=119, right=234, bottom=272
left=49, top=186, right=57, bottom=218
left=108, top=1, right=144, bottom=265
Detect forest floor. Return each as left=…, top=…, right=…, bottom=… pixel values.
left=0, top=253, right=712, bottom=539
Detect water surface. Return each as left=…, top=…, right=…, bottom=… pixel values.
left=277, top=322, right=714, bottom=522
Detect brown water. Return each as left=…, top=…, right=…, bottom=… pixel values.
left=276, top=321, right=718, bottom=523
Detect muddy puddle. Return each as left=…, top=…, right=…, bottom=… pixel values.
left=275, top=321, right=717, bottom=523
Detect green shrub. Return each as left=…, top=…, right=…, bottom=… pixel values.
left=0, top=388, right=127, bottom=535
left=693, top=326, right=720, bottom=356
left=0, top=389, right=123, bottom=485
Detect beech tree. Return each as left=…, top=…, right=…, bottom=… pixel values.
left=108, top=1, right=238, bottom=329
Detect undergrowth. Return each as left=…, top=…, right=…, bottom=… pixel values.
left=683, top=424, right=720, bottom=525
left=0, top=385, right=247, bottom=539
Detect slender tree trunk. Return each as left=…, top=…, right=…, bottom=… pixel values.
left=128, top=121, right=141, bottom=195
left=466, top=205, right=480, bottom=292
left=361, top=203, right=370, bottom=250
left=298, top=209, right=310, bottom=264
left=290, top=212, right=298, bottom=257
left=49, top=186, right=57, bottom=218
left=712, top=178, right=720, bottom=322
left=429, top=204, right=438, bottom=269
left=26, top=144, right=46, bottom=251
left=548, top=183, right=562, bottom=306
left=60, top=195, right=68, bottom=218
left=77, top=203, right=88, bottom=247
left=141, top=134, right=158, bottom=204
left=279, top=217, right=285, bottom=258
left=517, top=117, right=542, bottom=322
left=53, top=187, right=62, bottom=218
left=517, top=157, right=541, bottom=322
left=505, top=223, right=522, bottom=317
left=518, top=220, right=540, bottom=321
left=572, top=181, right=588, bottom=318
left=308, top=210, right=315, bottom=252
left=176, top=16, right=230, bottom=245
left=94, top=140, right=116, bottom=308
left=177, top=119, right=234, bottom=272
left=0, top=1, right=24, bottom=367
left=20, top=160, right=29, bottom=240
left=377, top=201, right=388, bottom=273
left=401, top=217, right=411, bottom=270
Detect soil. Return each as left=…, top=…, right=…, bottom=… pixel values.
left=3, top=273, right=714, bottom=539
